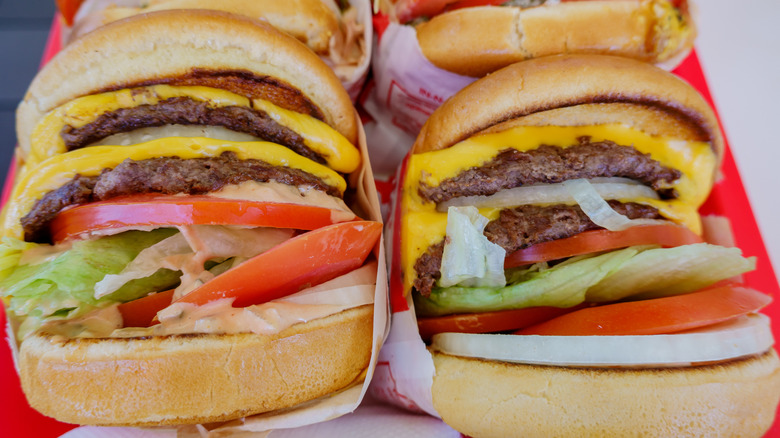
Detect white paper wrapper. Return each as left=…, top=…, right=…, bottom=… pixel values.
left=60, top=395, right=460, bottom=438
left=362, top=21, right=476, bottom=179
left=365, top=159, right=440, bottom=418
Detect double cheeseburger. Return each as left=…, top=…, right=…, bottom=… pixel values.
left=3, top=10, right=382, bottom=426
left=398, top=55, right=780, bottom=436
left=381, top=0, right=695, bottom=76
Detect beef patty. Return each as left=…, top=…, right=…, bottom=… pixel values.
left=417, top=138, right=681, bottom=204
left=412, top=201, right=662, bottom=296
left=21, top=152, right=338, bottom=243
left=60, top=97, right=325, bottom=164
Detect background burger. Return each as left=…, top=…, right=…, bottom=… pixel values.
left=379, top=0, right=695, bottom=77
left=2, top=9, right=384, bottom=427
left=59, top=0, right=368, bottom=90
left=397, top=54, right=780, bottom=436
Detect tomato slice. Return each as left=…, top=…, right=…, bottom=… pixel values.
left=117, top=289, right=175, bottom=328
left=50, top=195, right=357, bottom=243
left=417, top=305, right=585, bottom=340
left=504, top=224, right=702, bottom=268
left=56, top=0, right=84, bottom=26
left=174, top=221, right=382, bottom=308
left=515, top=283, right=771, bottom=336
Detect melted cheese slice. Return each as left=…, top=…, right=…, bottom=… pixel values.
left=28, top=85, right=360, bottom=173
left=400, top=124, right=717, bottom=294
left=4, top=137, right=347, bottom=240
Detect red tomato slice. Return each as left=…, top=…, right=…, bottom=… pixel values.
left=56, top=0, right=84, bottom=26
left=504, top=224, right=702, bottom=268
left=417, top=305, right=585, bottom=340
left=117, top=289, right=175, bottom=328
left=515, top=283, right=771, bottom=336
left=50, top=195, right=357, bottom=243
left=174, top=221, right=382, bottom=308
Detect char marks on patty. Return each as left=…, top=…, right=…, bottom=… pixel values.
left=417, top=137, right=682, bottom=204
left=21, top=152, right=339, bottom=243
left=61, top=97, right=325, bottom=164
left=413, top=201, right=662, bottom=296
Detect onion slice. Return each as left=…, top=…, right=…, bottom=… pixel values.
left=432, top=313, right=774, bottom=368
left=437, top=178, right=658, bottom=212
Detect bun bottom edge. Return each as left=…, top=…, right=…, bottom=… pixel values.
left=432, top=348, right=780, bottom=438
left=18, top=304, right=374, bottom=427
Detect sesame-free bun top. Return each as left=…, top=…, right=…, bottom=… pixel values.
left=413, top=55, right=722, bottom=163
left=16, top=9, right=358, bottom=157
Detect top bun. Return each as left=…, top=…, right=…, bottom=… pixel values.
left=69, top=0, right=341, bottom=54
left=413, top=55, right=722, bottom=162
left=17, top=9, right=357, bottom=156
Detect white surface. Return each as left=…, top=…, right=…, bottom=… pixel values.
left=695, top=1, right=780, bottom=276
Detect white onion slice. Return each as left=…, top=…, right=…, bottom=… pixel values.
left=92, top=125, right=259, bottom=146
left=432, top=314, right=774, bottom=368
left=563, top=178, right=663, bottom=231
left=437, top=178, right=658, bottom=212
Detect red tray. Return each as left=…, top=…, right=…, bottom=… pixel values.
left=2, top=15, right=778, bottom=438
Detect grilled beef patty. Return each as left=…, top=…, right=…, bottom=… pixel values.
left=60, top=97, right=324, bottom=164
left=412, top=201, right=662, bottom=296
left=22, top=152, right=338, bottom=243
left=417, top=138, right=681, bottom=204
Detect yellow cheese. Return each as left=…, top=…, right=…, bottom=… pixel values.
left=252, top=99, right=360, bottom=173
left=400, top=124, right=717, bottom=294
left=5, top=137, right=346, bottom=240
left=28, top=85, right=359, bottom=173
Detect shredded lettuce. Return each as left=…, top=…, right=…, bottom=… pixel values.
left=438, top=206, right=506, bottom=288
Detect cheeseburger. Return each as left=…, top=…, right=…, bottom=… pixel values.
left=398, top=55, right=780, bottom=436
left=3, top=10, right=383, bottom=426
left=380, top=0, right=695, bottom=76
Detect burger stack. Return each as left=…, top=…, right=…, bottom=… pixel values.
left=395, top=54, right=780, bottom=436
left=2, top=8, right=384, bottom=428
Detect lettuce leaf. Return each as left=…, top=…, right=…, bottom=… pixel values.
left=0, top=229, right=180, bottom=324
left=416, top=247, right=637, bottom=316
left=415, top=243, right=757, bottom=317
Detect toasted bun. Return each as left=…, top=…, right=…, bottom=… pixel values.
left=17, top=9, right=357, bottom=157
left=71, top=0, right=341, bottom=54
left=431, top=348, right=780, bottom=438
left=18, top=304, right=373, bottom=426
left=416, top=0, right=695, bottom=77
left=413, top=54, right=722, bottom=161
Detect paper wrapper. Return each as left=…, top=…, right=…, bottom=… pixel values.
left=362, top=19, right=477, bottom=179
left=59, top=396, right=461, bottom=438
left=65, top=0, right=373, bottom=103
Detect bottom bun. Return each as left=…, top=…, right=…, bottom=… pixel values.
left=431, top=348, right=780, bottom=438
left=19, top=304, right=373, bottom=426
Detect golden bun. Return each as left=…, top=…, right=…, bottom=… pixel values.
left=16, top=9, right=357, bottom=158
left=416, top=0, right=696, bottom=77
left=70, top=0, right=341, bottom=54
left=431, top=348, right=780, bottom=438
left=19, top=305, right=373, bottom=426
left=413, top=54, right=722, bottom=162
